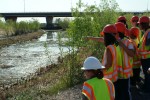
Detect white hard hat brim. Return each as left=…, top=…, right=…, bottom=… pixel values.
left=81, top=65, right=105, bottom=70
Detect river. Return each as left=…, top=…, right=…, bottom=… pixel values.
left=0, top=31, right=70, bottom=86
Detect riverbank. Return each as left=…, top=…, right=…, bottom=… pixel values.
left=0, top=46, right=90, bottom=100
left=0, top=30, right=45, bottom=48
left=0, top=50, right=88, bottom=100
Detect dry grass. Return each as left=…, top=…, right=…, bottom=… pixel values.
left=0, top=30, right=44, bottom=48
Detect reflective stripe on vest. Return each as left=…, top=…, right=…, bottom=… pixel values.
left=82, top=78, right=114, bottom=100
left=139, top=29, right=150, bottom=59
left=102, top=45, right=118, bottom=82
left=131, top=40, right=141, bottom=68
left=82, top=82, right=96, bottom=100
left=121, top=39, right=133, bottom=78
left=104, top=78, right=115, bottom=100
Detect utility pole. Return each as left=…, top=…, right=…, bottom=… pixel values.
left=147, top=0, right=149, bottom=11
left=24, top=0, right=25, bottom=12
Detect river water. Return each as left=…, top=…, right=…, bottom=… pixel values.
left=0, top=31, right=70, bottom=86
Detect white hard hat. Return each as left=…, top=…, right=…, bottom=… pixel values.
left=81, top=56, right=105, bottom=70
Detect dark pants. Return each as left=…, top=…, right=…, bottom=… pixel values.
left=130, top=68, right=141, bottom=86
left=141, top=58, right=150, bottom=92
left=114, top=79, right=132, bottom=100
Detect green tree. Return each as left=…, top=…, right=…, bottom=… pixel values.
left=65, top=0, right=120, bottom=86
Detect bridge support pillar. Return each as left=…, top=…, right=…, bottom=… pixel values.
left=46, top=16, right=53, bottom=28
left=4, top=16, right=17, bottom=22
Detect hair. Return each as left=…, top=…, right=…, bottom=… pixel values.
left=139, top=23, right=150, bottom=31
left=136, top=23, right=139, bottom=27
left=118, top=32, right=125, bottom=39
left=118, top=20, right=128, bottom=29
left=95, top=69, right=104, bottom=79
left=104, top=33, right=116, bottom=47
left=89, top=69, right=104, bottom=79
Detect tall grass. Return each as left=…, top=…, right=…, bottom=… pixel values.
left=0, top=19, right=40, bottom=36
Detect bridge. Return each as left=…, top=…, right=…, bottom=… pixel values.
left=0, top=12, right=73, bottom=29
left=0, top=11, right=148, bottom=29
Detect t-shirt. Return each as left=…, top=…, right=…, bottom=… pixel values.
left=128, top=43, right=134, bottom=50
left=146, top=32, right=150, bottom=46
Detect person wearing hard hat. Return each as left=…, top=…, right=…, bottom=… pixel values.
left=129, top=27, right=141, bottom=87
left=131, top=16, right=139, bottom=27
left=117, top=16, right=128, bottom=29
left=138, top=16, right=150, bottom=94
left=100, top=24, right=122, bottom=100
left=81, top=56, right=115, bottom=100
left=100, top=24, right=118, bottom=83
left=130, top=16, right=142, bottom=42
left=114, top=22, right=135, bottom=100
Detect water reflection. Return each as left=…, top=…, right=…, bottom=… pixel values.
left=38, top=34, right=47, bottom=41
left=38, top=32, right=58, bottom=42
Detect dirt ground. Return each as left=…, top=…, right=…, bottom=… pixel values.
left=48, top=83, right=150, bottom=100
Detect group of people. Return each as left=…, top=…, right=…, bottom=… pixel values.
left=81, top=15, right=150, bottom=100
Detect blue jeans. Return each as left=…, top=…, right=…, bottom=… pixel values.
left=141, top=58, right=150, bottom=92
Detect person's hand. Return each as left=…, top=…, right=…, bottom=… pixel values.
left=83, top=36, right=92, bottom=41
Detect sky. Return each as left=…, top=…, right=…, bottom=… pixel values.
left=0, top=0, right=149, bottom=22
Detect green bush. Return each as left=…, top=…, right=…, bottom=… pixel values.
left=64, top=0, right=120, bottom=87
left=55, top=18, right=71, bottom=30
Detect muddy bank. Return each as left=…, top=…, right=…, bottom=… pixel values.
left=0, top=30, right=44, bottom=48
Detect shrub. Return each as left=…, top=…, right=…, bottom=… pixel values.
left=64, top=0, right=120, bottom=86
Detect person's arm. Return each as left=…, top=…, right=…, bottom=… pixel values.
left=82, top=94, right=89, bottom=100
left=104, top=48, right=113, bottom=69
left=117, top=40, right=135, bottom=57
left=146, top=32, right=150, bottom=47
left=85, top=36, right=104, bottom=43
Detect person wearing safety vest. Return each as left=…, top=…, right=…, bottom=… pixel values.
left=100, top=24, right=122, bottom=100
left=100, top=24, right=118, bottom=83
left=138, top=16, right=150, bottom=94
left=81, top=56, right=115, bottom=100
left=129, top=27, right=141, bottom=87
left=84, top=24, right=118, bottom=82
left=130, top=16, right=142, bottom=43
left=114, top=22, right=135, bottom=100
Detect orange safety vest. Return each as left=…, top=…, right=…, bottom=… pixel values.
left=82, top=77, right=115, bottom=100
left=102, top=45, right=118, bottom=82
left=138, top=29, right=150, bottom=59
left=119, top=39, right=133, bottom=78
left=131, top=39, right=141, bottom=69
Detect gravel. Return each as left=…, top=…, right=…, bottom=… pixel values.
left=48, top=84, right=82, bottom=100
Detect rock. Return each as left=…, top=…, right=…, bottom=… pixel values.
left=0, top=64, right=14, bottom=69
